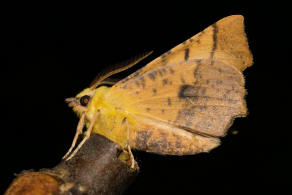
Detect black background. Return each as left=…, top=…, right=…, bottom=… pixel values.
left=0, top=2, right=289, bottom=194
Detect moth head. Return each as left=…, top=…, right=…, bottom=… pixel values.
left=65, top=88, right=95, bottom=115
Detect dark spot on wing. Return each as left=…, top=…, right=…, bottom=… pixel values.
left=146, top=108, right=151, bottom=112
left=178, top=85, right=202, bottom=99
left=178, top=85, right=190, bottom=99
left=163, top=79, right=168, bottom=86
left=193, top=60, right=202, bottom=80
left=148, top=72, right=156, bottom=80
left=168, top=98, right=171, bottom=106
left=161, top=109, right=165, bottom=113
left=153, top=88, right=157, bottom=94
left=210, top=23, right=218, bottom=64
left=184, top=48, right=190, bottom=61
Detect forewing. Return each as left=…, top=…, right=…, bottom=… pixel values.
left=111, top=59, right=246, bottom=137
left=109, top=15, right=253, bottom=137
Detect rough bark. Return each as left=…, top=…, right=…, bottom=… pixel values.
left=5, top=134, right=139, bottom=195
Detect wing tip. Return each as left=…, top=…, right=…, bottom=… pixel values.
left=216, top=15, right=254, bottom=71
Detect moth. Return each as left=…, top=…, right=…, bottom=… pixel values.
left=63, top=15, right=253, bottom=165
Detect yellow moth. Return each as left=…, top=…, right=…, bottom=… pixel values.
left=63, top=15, right=253, bottom=163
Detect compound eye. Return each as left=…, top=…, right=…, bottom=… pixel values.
left=80, top=95, right=90, bottom=106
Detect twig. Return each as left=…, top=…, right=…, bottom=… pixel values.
left=5, top=134, right=139, bottom=195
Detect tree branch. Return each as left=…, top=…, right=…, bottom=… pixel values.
left=5, top=134, right=139, bottom=195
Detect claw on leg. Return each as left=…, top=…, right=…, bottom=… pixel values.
left=65, top=110, right=100, bottom=161
left=63, top=113, right=85, bottom=159
left=124, top=118, right=135, bottom=169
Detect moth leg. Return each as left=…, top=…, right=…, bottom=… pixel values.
left=66, top=110, right=100, bottom=161
left=123, top=118, right=135, bottom=169
left=62, top=113, right=85, bottom=159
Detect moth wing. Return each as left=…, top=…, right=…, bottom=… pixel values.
left=114, top=15, right=253, bottom=87
left=111, top=59, right=246, bottom=137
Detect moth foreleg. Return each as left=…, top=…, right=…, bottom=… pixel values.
left=62, top=113, right=85, bottom=159
left=65, top=110, right=100, bottom=161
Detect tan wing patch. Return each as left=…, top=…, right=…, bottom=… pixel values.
left=114, top=15, right=253, bottom=87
